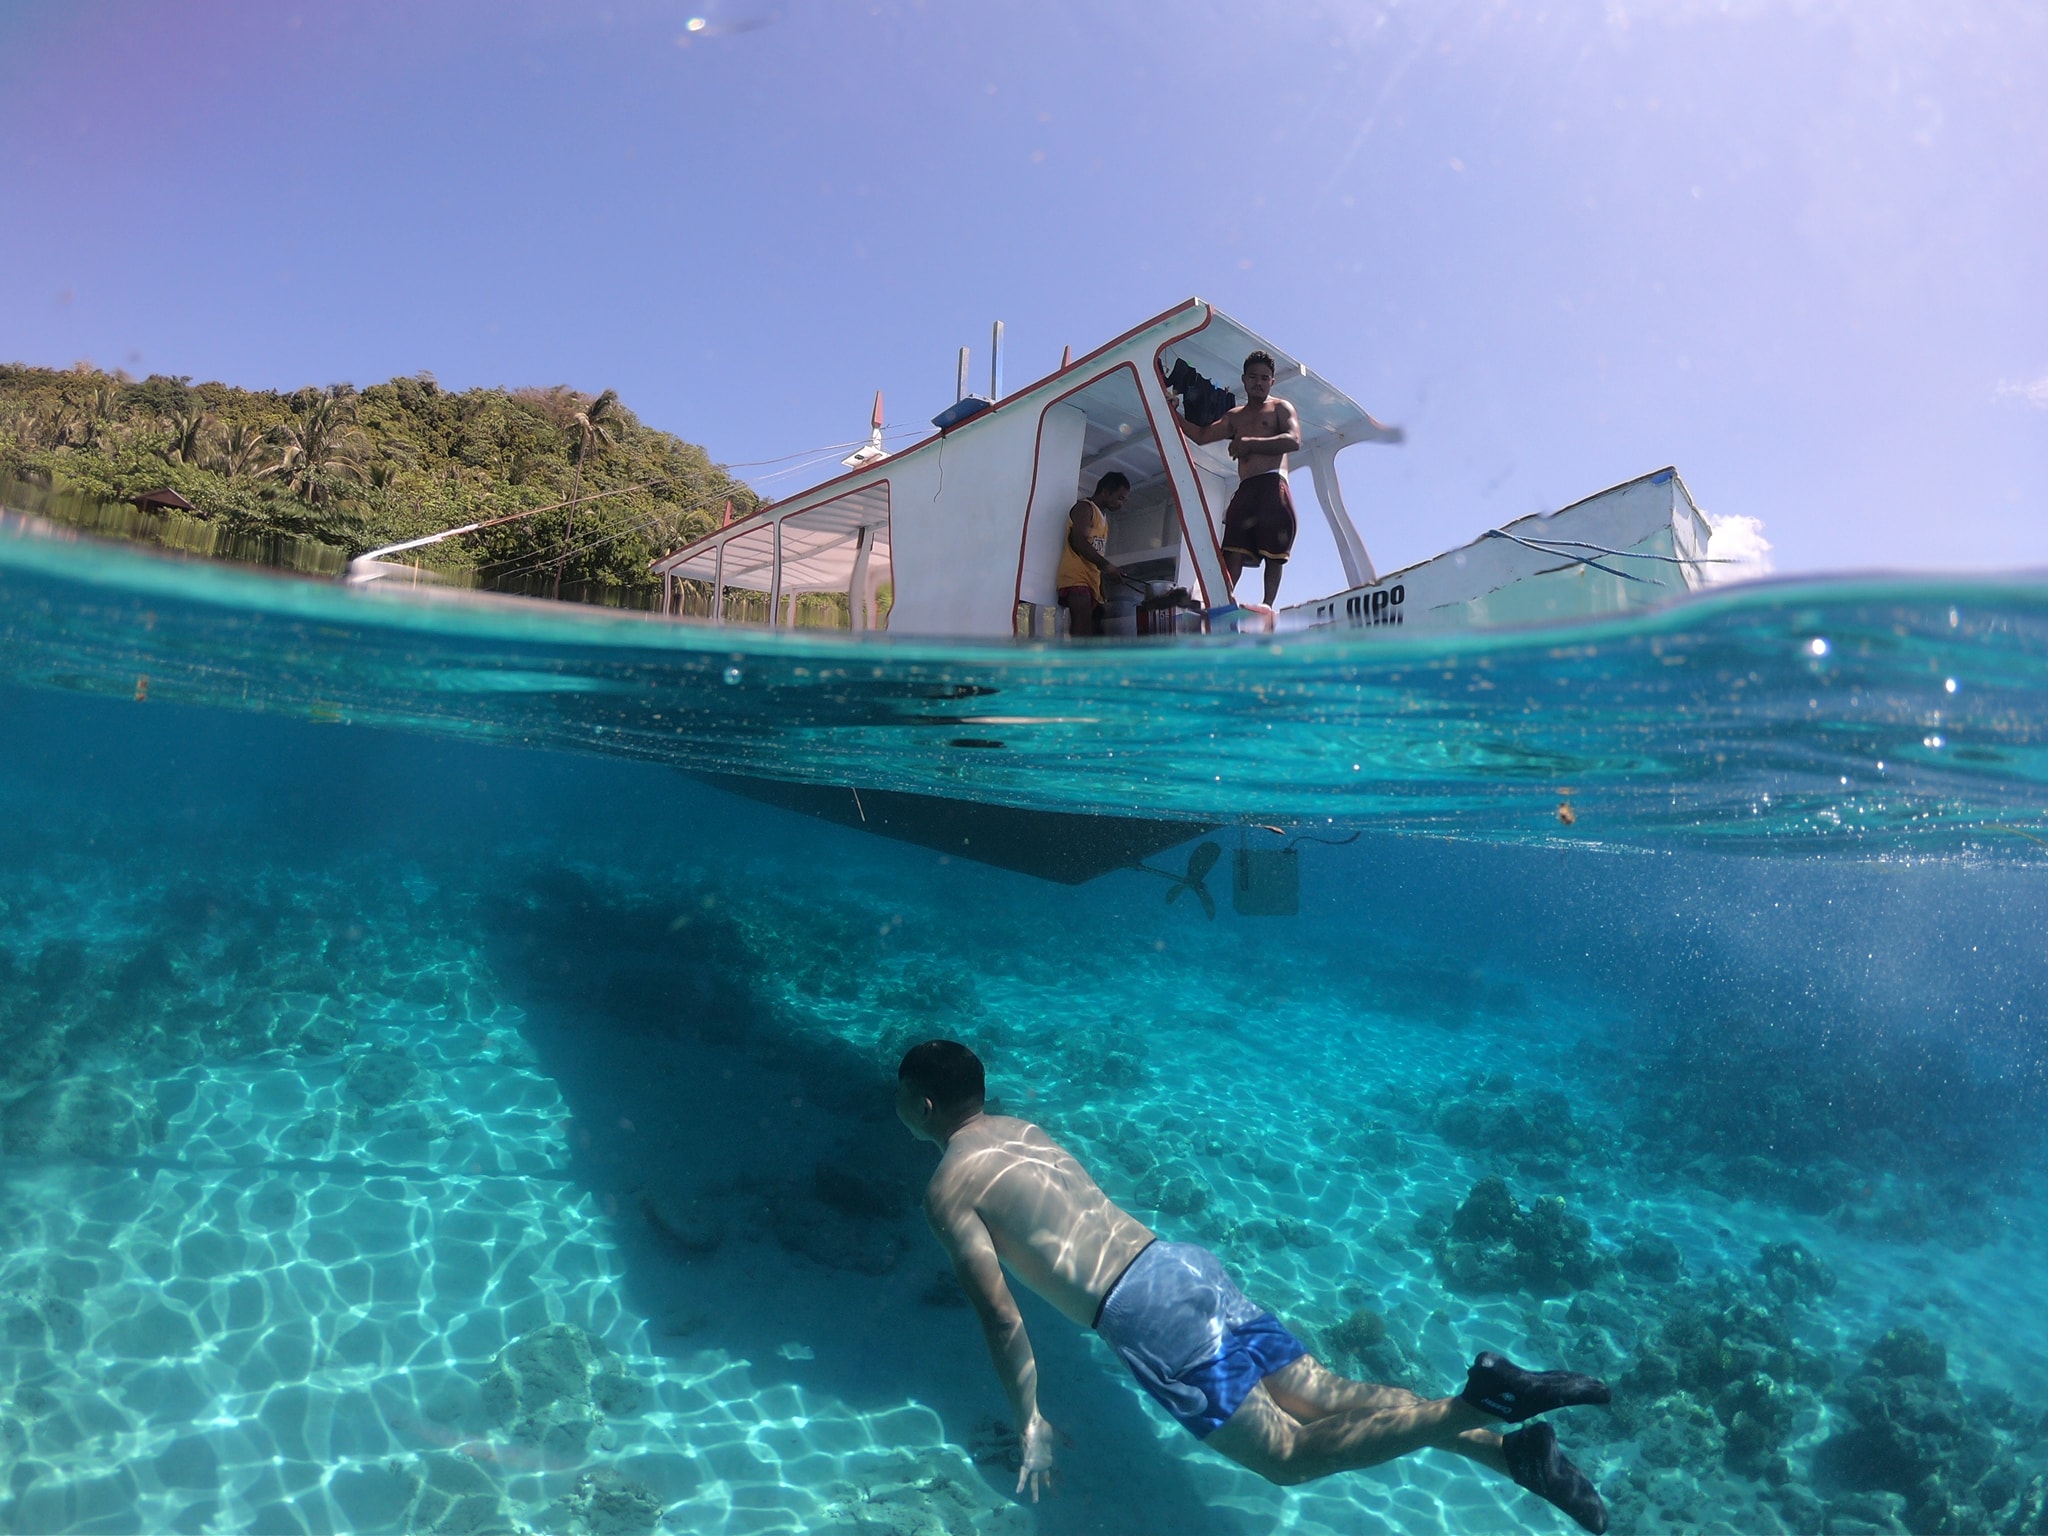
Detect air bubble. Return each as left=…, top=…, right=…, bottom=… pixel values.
left=722, top=666, right=742, bottom=686
left=1807, top=637, right=1829, bottom=657
left=1944, top=678, right=1958, bottom=694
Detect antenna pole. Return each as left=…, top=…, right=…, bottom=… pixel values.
left=956, top=346, right=970, bottom=403
left=990, top=320, right=1004, bottom=401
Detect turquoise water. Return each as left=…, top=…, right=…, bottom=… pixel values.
left=2, top=514, right=2046, bottom=1535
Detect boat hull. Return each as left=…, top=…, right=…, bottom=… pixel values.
left=1287, top=468, right=1711, bottom=635
left=698, top=774, right=1210, bottom=884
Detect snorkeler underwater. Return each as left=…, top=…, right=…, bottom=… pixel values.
left=2, top=4, right=2045, bottom=1535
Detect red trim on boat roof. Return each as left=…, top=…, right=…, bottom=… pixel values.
left=653, top=299, right=1207, bottom=575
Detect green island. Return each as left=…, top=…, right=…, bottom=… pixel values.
left=0, top=361, right=758, bottom=603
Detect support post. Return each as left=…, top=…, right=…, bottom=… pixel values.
left=1309, top=449, right=1376, bottom=588
left=768, top=519, right=783, bottom=626
left=712, top=544, right=725, bottom=625
left=848, top=525, right=873, bottom=632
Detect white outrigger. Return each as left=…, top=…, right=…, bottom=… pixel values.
left=650, top=299, right=1713, bottom=638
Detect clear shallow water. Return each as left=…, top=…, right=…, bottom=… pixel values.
left=2, top=518, right=2047, bottom=1536
left=8, top=512, right=2048, bottom=854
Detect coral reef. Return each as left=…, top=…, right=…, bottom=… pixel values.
left=1813, top=1326, right=2048, bottom=1535
left=402, top=1453, right=518, bottom=1536
left=1432, top=1073, right=1603, bottom=1181
left=1316, top=1307, right=1431, bottom=1393
left=544, top=1472, right=665, bottom=1536
left=819, top=1453, right=1030, bottom=1536
left=0, top=1073, right=162, bottom=1157
left=1137, top=1164, right=1212, bottom=1220
left=1434, top=1177, right=1607, bottom=1295
left=480, top=1324, right=642, bottom=1462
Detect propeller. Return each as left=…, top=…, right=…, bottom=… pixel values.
left=1161, top=841, right=1220, bottom=921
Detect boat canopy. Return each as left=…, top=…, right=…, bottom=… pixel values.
left=659, top=482, right=889, bottom=596
left=1158, top=311, right=1399, bottom=464
left=650, top=300, right=1402, bottom=634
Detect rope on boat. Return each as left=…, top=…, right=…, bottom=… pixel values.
left=351, top=483, right=653, bottom=569
left=478, top=424, right=937, bottom=582
left=722, top=425, right=925, bottom=470
left=478, top=491, right=739, bottom=585
left=1478, top=528, right=1648, bottom=582
left=350, top=424, right=927, bottom=580
left=1487, top=530, right=1738, bottom=565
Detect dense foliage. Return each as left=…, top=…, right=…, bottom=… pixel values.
left=0, top=361, right=756, bottom=597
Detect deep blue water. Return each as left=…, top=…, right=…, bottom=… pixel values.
left=2, top=518, right=2046, bottom=1536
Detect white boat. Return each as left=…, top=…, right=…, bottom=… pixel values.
left=649, top=299, right=1713, bottom=638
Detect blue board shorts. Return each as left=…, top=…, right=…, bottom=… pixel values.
left=1093, top=1240, right=1307, bottom=1439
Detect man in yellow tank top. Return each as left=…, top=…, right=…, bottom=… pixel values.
left=1055, top=472, right=1131, bottom=637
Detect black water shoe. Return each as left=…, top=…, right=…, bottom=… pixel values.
left=1463, top=1351, right=1611, bottom=1422
left=1503, top=1422, right=1608, bottom=1534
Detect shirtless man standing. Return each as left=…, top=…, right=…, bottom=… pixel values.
left=1163, top=350, right=1302, bottom=607
left=896, top=1040, right=1611, bottom=1531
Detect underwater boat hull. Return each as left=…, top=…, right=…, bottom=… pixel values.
left=697, top=774, right=1209, bottom=884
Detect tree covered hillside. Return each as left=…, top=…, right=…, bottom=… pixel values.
left=0, top=362, right=757, bottom=595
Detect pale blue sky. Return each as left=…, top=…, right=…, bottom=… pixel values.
left=3, top=0, right=2043, bottom=601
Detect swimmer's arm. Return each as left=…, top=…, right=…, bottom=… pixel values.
left=1228, top=398, right=1303, bottom=458
left=927, top=1198, right=1042, bottom=1437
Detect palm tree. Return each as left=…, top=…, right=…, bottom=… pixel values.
left=162, top=408, right=213, bottom=466
left=552, top=388, right=619, bottom=599
left=206, top=421, right=270, bottom=480
left=73, top=382, right=126, bottom=454
left=263, top=388, right=368, bottom=505
left=34, top=407, right=82, bottom=450
left=3, top=406, right=56, bottom=450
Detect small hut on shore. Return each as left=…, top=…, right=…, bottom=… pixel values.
left=130, top=488, right=197, bottom=516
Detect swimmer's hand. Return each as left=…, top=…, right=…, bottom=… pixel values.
left=1017, top=1413, right=1059, bottom=1502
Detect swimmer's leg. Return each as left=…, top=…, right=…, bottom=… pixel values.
left=1462, top=1351, right=1612, bottom=1422
left=1263, top=1355, right=1417, bottom=1416
left=1221, top=551, right=1246, bottom=593
left=1207, top=1380, right=1503, bottom=1486
left=1262, top=1356, right=1505, bottom=1473
left=1261, top=556, right=1283, bottom=606
left=1211, top=1380, right=1607, bottom=1531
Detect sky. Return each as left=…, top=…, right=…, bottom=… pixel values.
left=2, top=0, right=2043, bottom=602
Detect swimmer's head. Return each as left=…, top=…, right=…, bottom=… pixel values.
left=896, top=1039, right=985, bottom=1141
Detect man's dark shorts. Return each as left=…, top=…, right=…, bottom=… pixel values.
left=1221, top=472, right=1297, bottom=566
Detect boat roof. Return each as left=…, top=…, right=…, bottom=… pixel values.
left=653, top=299, right=1396, bottom=589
